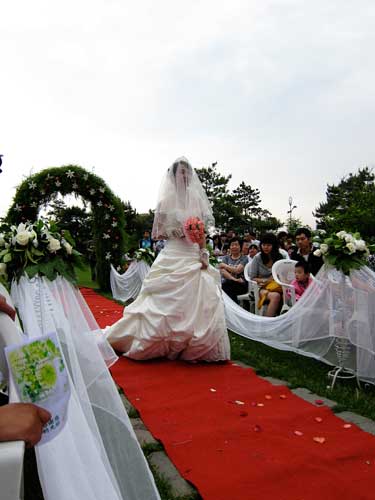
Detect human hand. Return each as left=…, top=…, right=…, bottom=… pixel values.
left=0, top=403, right=51, bottom=447
left=0, top=295, right=16, bottom=321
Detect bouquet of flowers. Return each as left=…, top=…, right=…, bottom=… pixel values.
left=0, top=219, right=83, bottom=286
left=134, top=247, right=156, bottom=266
left=183, top=217, right=205, bottom=244
left=313, top=231, right=374, bottom=275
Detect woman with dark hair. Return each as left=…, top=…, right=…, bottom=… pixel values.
left=249, top=233, right=284, bottom=316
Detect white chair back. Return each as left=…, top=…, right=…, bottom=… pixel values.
left=272, top=259, right=297, bottom=285
left=272, top=259, right=298, bottom=313
left=237, top=262, right=265, bottom=315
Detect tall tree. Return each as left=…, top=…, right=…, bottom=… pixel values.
left=47, top=200, right=93, bottom=253
left=196, top=164, right=236, bottom=230
left=195, top=164, right=232, bottom=202
left=314, top=167, right=375, bottom=240
left=232, top=181, right=261, bottom=218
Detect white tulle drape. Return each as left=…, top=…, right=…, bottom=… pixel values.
left=152, top=157, right=215, bottom=240
left=10, top=275, right=160, bottom=500
left=110, top=262, right=150, bottom=302
left=0, top=283, right=23, bottom=386
left=224, top=265, right=375, bottom=383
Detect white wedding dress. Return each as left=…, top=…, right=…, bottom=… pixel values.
left=107, top=237, right=230, bottom=361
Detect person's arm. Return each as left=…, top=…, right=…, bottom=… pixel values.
left=198, top=235, right=209, bottom=269
left=0, top=403, right=51, bottom=447
left=219, top=261, right=244, bottom=275
left=249, top=256, right=270, bottom=286
left=0, top=295, right=16, bottom=321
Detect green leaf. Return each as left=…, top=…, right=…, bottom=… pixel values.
left=3, top=252, right=12, bottom=263
left=30, top=247, right=44, bottom=257
left=0, top=249, right=9, bottom=259
left=25, top=265, right=40, bottom=279
left=26, top=249, right=39, bottom=264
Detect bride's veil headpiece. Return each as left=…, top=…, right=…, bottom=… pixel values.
left=152, top=157, right=215, bottom=239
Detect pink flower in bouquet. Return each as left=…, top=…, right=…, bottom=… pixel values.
left=184, top=217, right=205, bottom=244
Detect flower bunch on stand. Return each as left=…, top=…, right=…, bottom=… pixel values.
left=313, top=231, right=374, bottom=275
left=183, top=217, right=205, bottom=244
left=0, top=219, right=83, bottom=286
left=134, top=248, right=156, bottom=266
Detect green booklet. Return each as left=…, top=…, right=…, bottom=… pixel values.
left=5, top=332, right=71, bottom=444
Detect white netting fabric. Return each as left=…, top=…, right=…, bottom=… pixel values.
left=224, top=265, right=375, bottom=383
left=10, top=275, right=160, bottom=500
left=110, top=262, right=150, bottom=302
left=152, top=157, right=215, bottom=240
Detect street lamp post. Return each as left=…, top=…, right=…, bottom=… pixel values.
left=287, top=196, right=297, bottom=225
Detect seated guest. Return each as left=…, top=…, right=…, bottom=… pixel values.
left=139, top=230, right=153, bottom=249
left=212, top=234, right=223, bottom=256
left=277, top=231, right=290, bottom=259
left=285, top=234, right=295, bottom=257
left=244, top=230, right=260, bottom=247
left=290, top=228, right=323, bottom=276
left=248, top=243, right=259, bottom=264
left=287, top=260, right=313, bottom=302
left=220, top=233, right=229, bottom=255
left=241, top=241, right=250, bottom=258
left=277, top=231, right=288, bottom=249
left=250, top=233, right=284, bottom=317
left=219, top=237, right=248, bottom=303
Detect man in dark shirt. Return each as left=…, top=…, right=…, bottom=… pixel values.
left=291, top=228, right=323, bottom=276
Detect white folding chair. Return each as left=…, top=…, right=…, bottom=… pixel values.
left=272, top=259, right=298, bottom=314
left=237, top=262, right=264, bottom=315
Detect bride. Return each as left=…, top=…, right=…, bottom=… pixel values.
left=106, top=157, right=230, bottom=362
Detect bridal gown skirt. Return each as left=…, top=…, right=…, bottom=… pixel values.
left=107, top=239, right=230, bottom=361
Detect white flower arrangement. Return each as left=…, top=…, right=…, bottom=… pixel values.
left=0, top=220, right=82, bottom=285
left=313, top=231, right=373, bottom=275
left=134, top=247, right=156, bottom=266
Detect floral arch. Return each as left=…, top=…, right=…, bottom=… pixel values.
left=5, top=165, right=126, bottom=290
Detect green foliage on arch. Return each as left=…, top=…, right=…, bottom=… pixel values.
left=5, top=165, right=126, bottom=290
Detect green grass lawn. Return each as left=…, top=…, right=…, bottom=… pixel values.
left=230, top=332, right=375, bottom=420
left=77, top=263, right=375, bottom=421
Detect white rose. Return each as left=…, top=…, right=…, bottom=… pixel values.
left=336, top=231, right=346, bottom=239
left=320, top=243, right=329, bottom=254
left=346, top=242, right=356, bottom=254
left=17, top=223, right=26, bottom=233
left=355, top=239, right=366, bottom=252
left=0, top=263, right=7, bottom=275
left=47, top=238, right=61, bottom=252
left=16, top=230, right=30, bottom=246
left=313, top=249, right=322, bottom=257
left=0, top=234, right=5, bottom=247
left=63, top=241, right=73, bottom=255
left=345, top=234, right=354, bottom=243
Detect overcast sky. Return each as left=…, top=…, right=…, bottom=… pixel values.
left=1, top=1, right=374, bottom=228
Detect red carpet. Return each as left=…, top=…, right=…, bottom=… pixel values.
left=81, top=287, right=375, bottom=500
